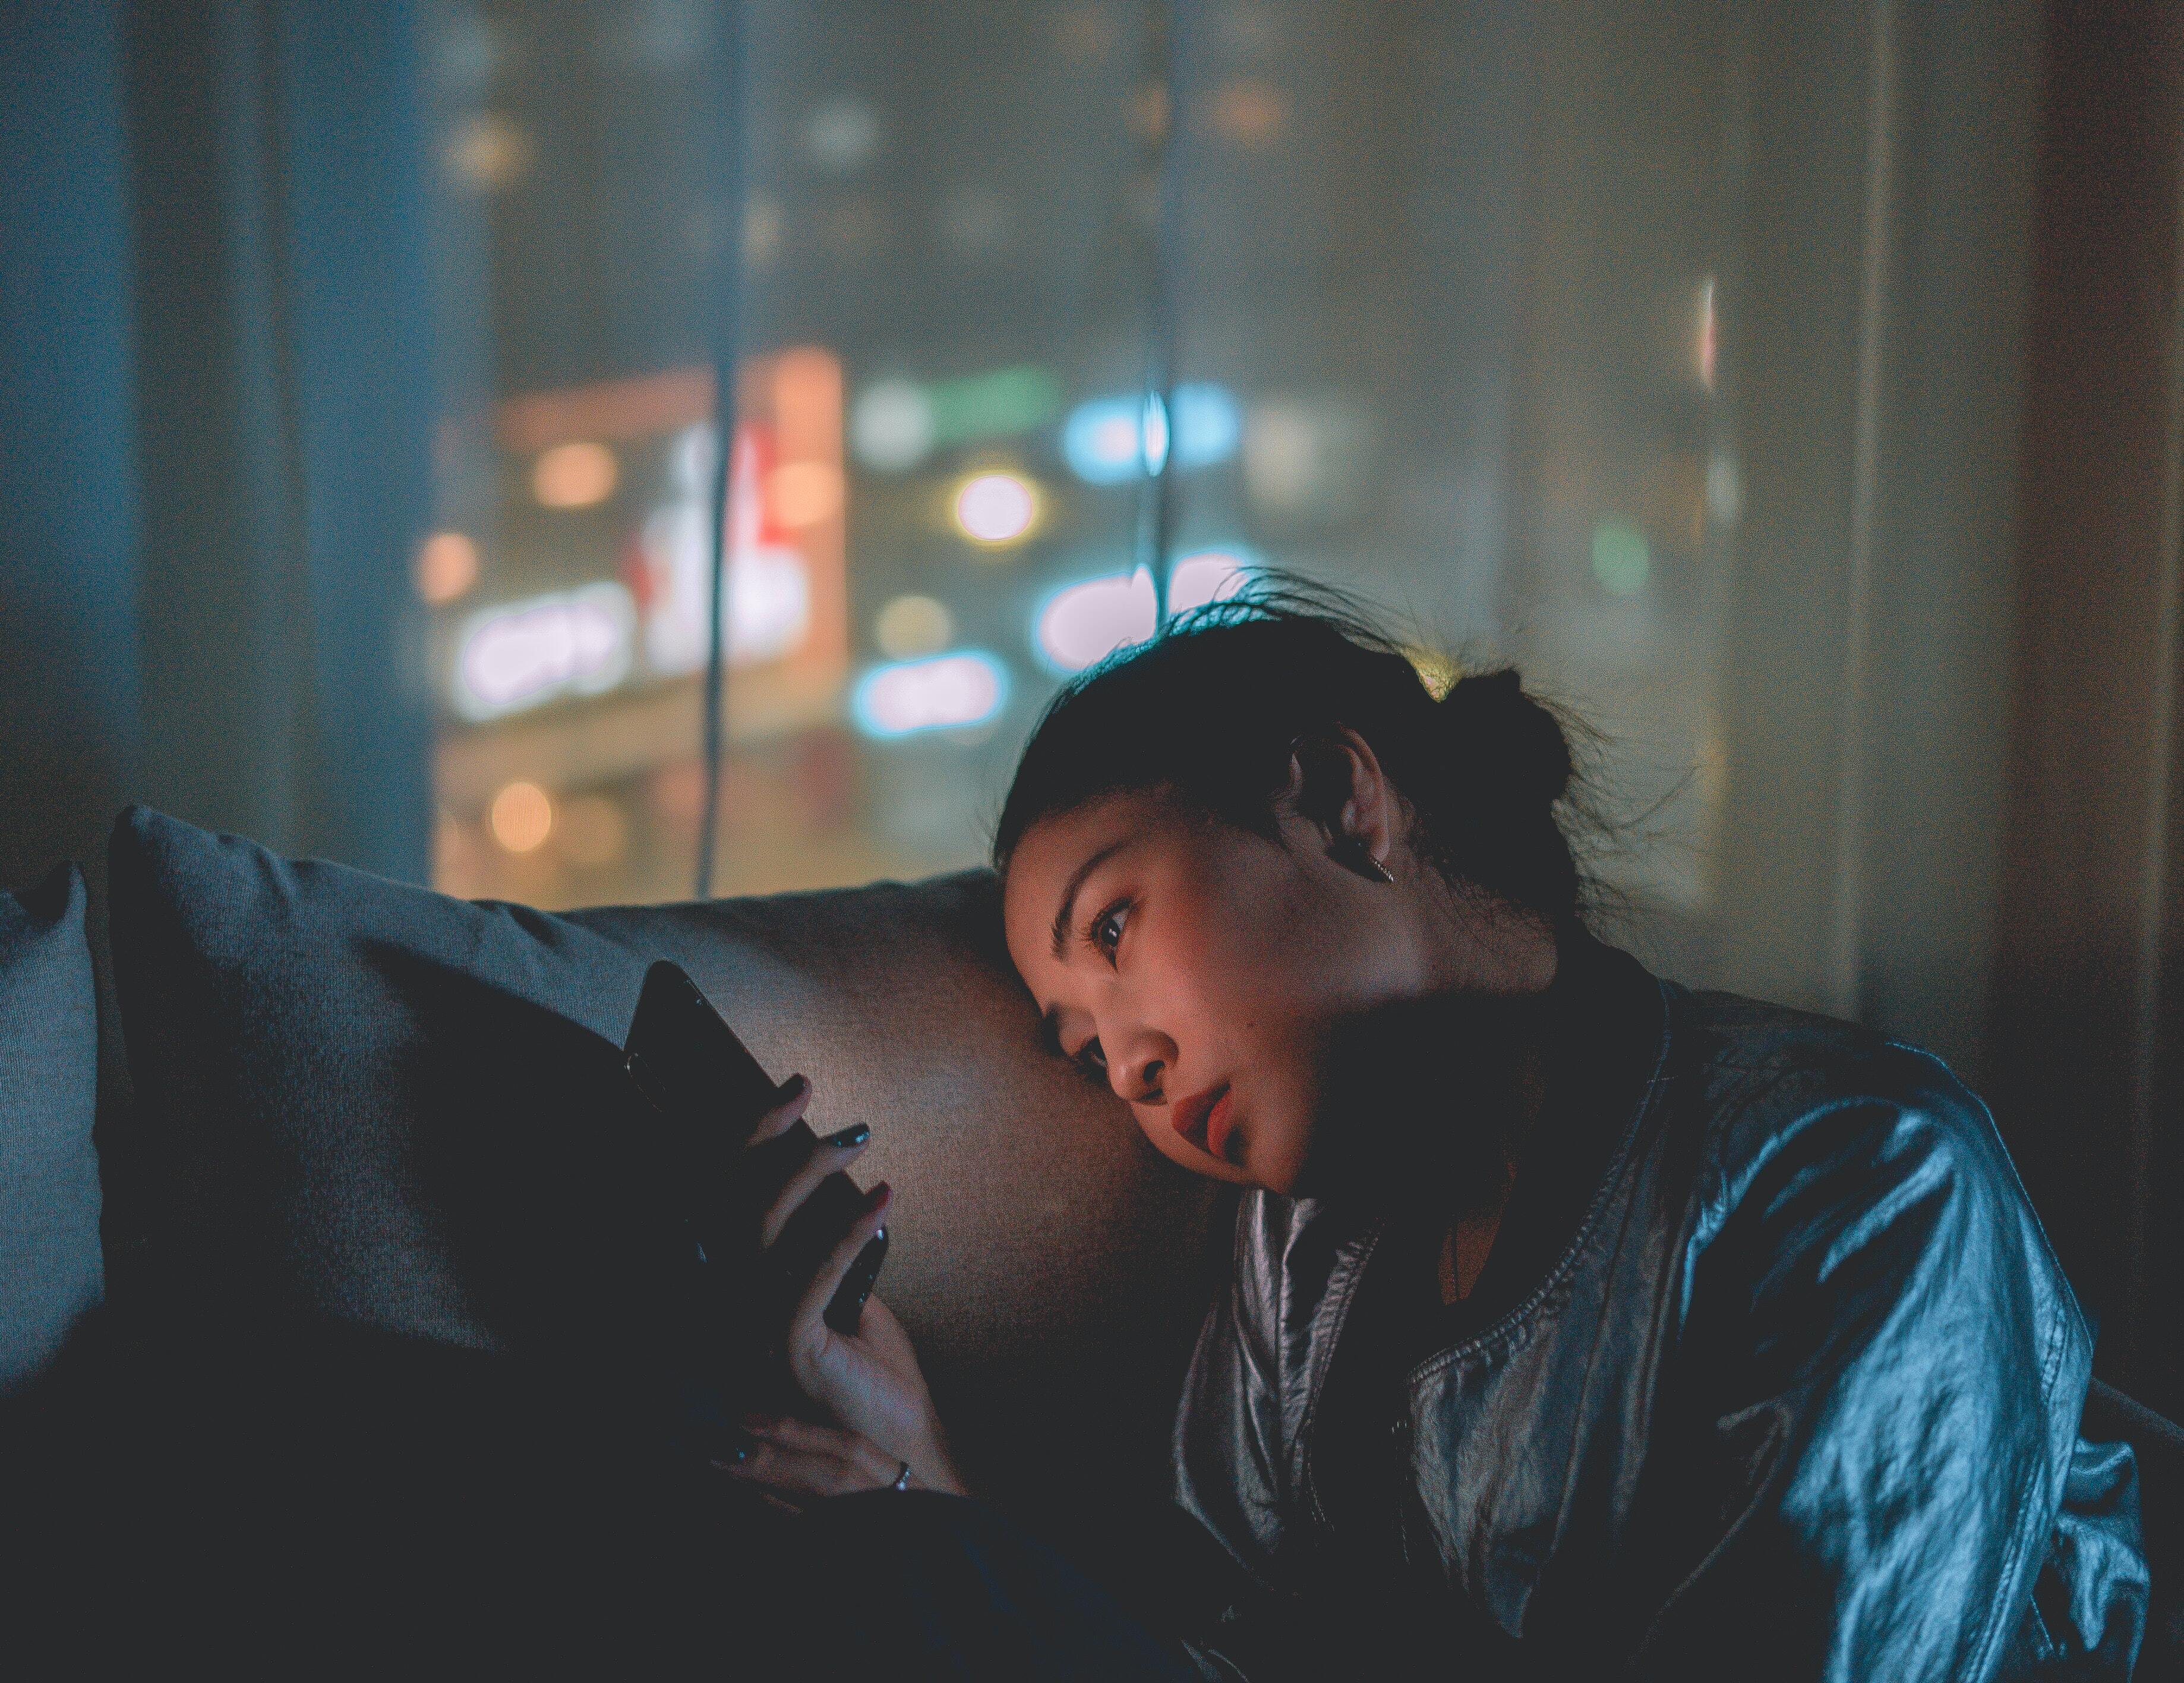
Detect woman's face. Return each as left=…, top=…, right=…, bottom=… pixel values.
left=1001, top=784, right=1446, bottom=1194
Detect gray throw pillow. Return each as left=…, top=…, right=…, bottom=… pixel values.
left=105, top=807, right=1220, bottom=1508
left=0, top=866, right=104, bottom=1393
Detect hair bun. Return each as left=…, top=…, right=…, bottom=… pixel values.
left=1438, top=669, right=1574, bottom=811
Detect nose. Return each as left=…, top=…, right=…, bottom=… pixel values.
left=1106, top=1025, right=1171, bottom=1107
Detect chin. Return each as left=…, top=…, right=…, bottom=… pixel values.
left=1242, top=1129, right=1311, bottom=1197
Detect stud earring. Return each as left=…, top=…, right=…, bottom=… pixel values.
left=1334, top=836, right=1396, bottom=884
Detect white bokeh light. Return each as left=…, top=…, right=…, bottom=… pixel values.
left=853, top=651, right=1009, bottom=738
left=1034, top=566, right=1157, bottom=673
left=1167, top=547, right=1256, bottom=612
left=952, top=472, right=1038, bottom=544
left=850, top=380, right=936, bottom=471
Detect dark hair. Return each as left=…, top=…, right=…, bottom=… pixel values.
left=992, top=582, right=1590, bottom=930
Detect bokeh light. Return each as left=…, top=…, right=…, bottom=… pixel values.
left=1061, top=384, right=1240, bottom=484
left=850, top=379, right=935, bottom=470
left=532, top=442, right=619, bottom=509
left=853, top=651, right=1009, bottom=738
left=444, top=112, right=533, bottom=190
left=454, top=582, right=635, bottom=719
left=414, top=531, right=479, bottom=605
left=1167, top=547, right=1256, bottom=612
left=767, top=461, right=844, bottom=526
left=952, top=472, right=1038, bottom=545
left=488, top=780, right=554, bottom=853
left=804, top=96, right=882, bottom=174
left=1035, top=566, right=1157, bottom=673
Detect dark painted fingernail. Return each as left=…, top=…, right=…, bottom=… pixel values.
left=866, top=1181, right=892, bottom=1212
left=818, top=1122, right=869, bottom=1150
left=778, top=1073, right=808, bottom=1099
left=714, top=1427, right=755, bottom=1464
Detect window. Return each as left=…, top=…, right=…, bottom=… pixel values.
left=419, top=2, right=1770, bottom=953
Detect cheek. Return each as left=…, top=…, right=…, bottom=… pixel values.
left=1156, top=857, right=1337, bottom=1037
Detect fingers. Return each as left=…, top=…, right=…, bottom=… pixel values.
left=744, top=1073, right=813, bottom=1146
left=787, top=1182, right=891, bottom=1355
left=760, top=1125, right=872, bottom=1250
left=714, top=1416, right=904, bottom=1501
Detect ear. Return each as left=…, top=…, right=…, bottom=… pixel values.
left=1282, top=727, right=1400, bottom=859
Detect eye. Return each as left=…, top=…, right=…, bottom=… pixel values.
left=1086, top=897, right=1131, bottom=965
left=1073, top=1038, right=1109, bottom=1082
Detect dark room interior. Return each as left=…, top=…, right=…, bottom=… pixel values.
left=4, top=2, right=2184, bottom=1675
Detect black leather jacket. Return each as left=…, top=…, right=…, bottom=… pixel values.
left=1172, top=945, right=2150, bottom=1679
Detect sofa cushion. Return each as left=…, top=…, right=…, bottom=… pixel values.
left=105, top=807, right=1222, bottom=1508
left=0, top=865, right=104, bottom=1392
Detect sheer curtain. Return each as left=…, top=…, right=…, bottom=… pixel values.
left=412, top=0, right=2035, bottom=1062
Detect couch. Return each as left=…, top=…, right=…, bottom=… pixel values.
left=0, top=808, right=1223, bottom=1665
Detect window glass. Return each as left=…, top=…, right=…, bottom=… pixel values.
left=419, top=1, right=1755, bottom=935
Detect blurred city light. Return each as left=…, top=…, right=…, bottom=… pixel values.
left=415, top=531, right=480, bottom=605
left=444, top=112, right=533, bottom=191
left=640, top=504, right=810, bottom=674
left=414, top=10, right=1759, bottom=924
left=1061, top=383, right=1240, bottom=484
left=1062, top=398, right=1143, bottom=484
left=767, top=460, right=844, bottom=526
left=1167, top=384, right=1241, bottom=469
left=1031, top=547, right=1257, bottom=673
left=804, top=96, right=881, bottom=174
left=532, top=441, right=619, bottom=509
left=873, top=594, right=954, bottom=658
left=850, top=365, right=1063, bottom=472
left=643, top=418, right=815, bottom=675
left=927, top=364, right=1062, bottom=445
left=453, top=582, right=636, bottom=719
left=488, top=780, right=554, bottom=853
left=850, top=380, right=935, bottom=470
left=1034, top=566, right=1156, bottom=673
left=852, top=650, right=1010, bottom=738
left=1167, top=546, right=1258, bottom=612
left=1240, top=398, right=1372, bottom=516
left=952, top=471, right=1039, bottom=544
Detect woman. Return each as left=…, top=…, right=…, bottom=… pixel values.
left=721, top=591, right=2148, bottom=1679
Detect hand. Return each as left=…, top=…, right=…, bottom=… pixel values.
left=736, top=1077, right=968, bottom=1499
left=715, top=1412, right=957, bottom=1513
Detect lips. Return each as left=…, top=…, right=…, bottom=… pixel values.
left=1171, top=1082, right=1236, bottom=1162
left=1204, top=1089, right=1239, bottom=1162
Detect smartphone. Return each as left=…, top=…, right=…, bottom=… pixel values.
left=621, top=960, right=888, bottom=1343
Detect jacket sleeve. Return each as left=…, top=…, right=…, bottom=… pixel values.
left=1633, top=1070, right=2127, bottom=1681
